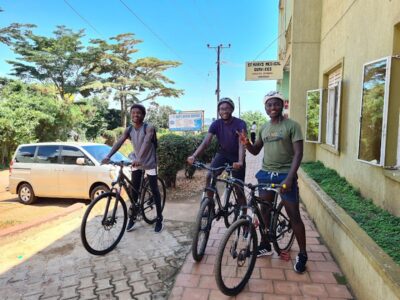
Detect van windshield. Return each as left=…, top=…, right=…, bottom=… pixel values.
left=82, top=145, right=130, bottom=163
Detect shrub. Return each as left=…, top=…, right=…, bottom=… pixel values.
left=157, top=134, right=191, bottom=187
left=102, top=130, right=117, bottom=146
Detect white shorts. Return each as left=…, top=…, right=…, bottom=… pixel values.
left=131, top=168, right=157, bottom=176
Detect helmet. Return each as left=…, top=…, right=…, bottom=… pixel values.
left=218, top=97, right=235, bottom=110
left=130, top=103, right=146, bottom=116
left=263, top=91, right=285, bottom=105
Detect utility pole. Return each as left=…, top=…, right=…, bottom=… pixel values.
left=207, top=43, right=231, bottom=118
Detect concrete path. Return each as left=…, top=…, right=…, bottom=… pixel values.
left=0, top=152, right=354, bottom=299
left=169, top=152, right=354, bottom=300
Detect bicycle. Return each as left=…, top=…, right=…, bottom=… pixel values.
left=80, top=160, right=166, bottom=255
left=191, top=161, right=243, bottom=262
left=214, top=182, right=295, bottom=296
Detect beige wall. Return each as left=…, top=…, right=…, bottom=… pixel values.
left=280, top=0, right=400, bottom=215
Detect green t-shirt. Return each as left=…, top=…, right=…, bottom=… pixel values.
left=258, top=118, right=303, bottom=172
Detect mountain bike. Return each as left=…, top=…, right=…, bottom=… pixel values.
left=191, top=161, right=243, bottom=262
left=80, top=161, right=166, bottom=255
left=214, top=182, right=295, bottom=296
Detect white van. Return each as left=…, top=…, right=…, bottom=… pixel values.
left=9, top=142, right=130, bottom=204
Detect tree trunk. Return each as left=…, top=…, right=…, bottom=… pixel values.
left=120, top=96, right=126, bottom=128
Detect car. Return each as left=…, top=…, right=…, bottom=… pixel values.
left=8, top=142, right=130, bottom=204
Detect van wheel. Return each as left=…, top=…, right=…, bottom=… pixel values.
left=90, top=185, right=110, bottom=201
left=18, top=183, right=36, bottom=205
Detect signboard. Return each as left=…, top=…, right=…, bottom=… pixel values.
left=169, top=111, right=204, bottom=131
left=245, top=60, right=283, bottom=81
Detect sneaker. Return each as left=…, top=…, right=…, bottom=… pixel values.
left=126, top=217, right=136, bottom=232
left=256, top=242, right=273, bottom=257
left=154, top=217, right=164, bottom=233
left=294, top=252, right=308, bottom=273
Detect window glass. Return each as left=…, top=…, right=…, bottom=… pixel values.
left=15, top=146, right=36, bottom=163
left=61, top=146, right=87, bottom=165
left=305, top=89, right=322, bottom=143
left=36, top=146, right=60, bottom=164
left=358, top=57, right=390, bottom=165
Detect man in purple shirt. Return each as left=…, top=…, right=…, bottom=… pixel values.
left=187, top=97, right=247, bottom=205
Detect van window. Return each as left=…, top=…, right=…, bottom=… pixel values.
left=36, top=146, right=60, bottom=164
left=61, top=146, right=91, bottom=165
left=15, top=146, right=36, bottom=163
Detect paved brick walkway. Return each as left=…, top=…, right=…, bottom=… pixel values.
left=169, top=152, right=354, bottom=300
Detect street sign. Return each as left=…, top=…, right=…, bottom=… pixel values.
left=245, top=60, right=283, bottom=81
left=169, top=111, right=204, bottom=131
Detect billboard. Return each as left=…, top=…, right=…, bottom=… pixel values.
left=169, top=111, right=204, bottom=131
left=245, top=60, right=283, bottom=81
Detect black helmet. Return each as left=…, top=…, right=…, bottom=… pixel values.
left=218, top=97, right=235, bottom=110
left=130, top=103, right=146, bottom=116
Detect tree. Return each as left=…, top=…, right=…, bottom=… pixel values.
left=240, top=111, right=268, bottom=134
left=83, top=33, right=184, bottom=127
left=6, top=26, right=93, bottom=101
left=0, top=9, right=35, bottom=46
left=146, top=103, right=175, bottom=129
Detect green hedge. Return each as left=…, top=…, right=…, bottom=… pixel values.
left=302, top=161, right=400, bottom=265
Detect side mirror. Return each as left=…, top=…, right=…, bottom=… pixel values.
left=76, top=157, right=85, bottom=165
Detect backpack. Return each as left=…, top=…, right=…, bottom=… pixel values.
left=127, top=123, right=158, bottom=149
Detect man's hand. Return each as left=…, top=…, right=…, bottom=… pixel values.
left=237, top=129, right=249, bottom=145
left=187, top=156, right=195, bottom=165
left=232, top=162, right=243, bottom=170
left=281, top=177, right=293, bottom=193
left=132, top=160, right=141, bottom=167
left=101, top=157, right=111, bottom=165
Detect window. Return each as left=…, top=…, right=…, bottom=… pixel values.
left=305, top=89, right=322, bottom=143
left=358, top=57, right=391, bottom=166
left=36, top=146, right=60, bottom=164
left=61, top=146, right=86, bottom=165
left=15, top=146, right=36, bottom=163
left=325, top=67, right=342, bottom=150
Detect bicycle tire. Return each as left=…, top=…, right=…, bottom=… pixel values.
left=272, top=201, right=295, bottom=254
left=222, top=188, right=240, bottom=228
left=215, top=219, right=258, bottom=296
left=81, top=192, right=127, bottom=255
left=192, top=197, right=214, bottom=262
left=140, top=177, right=166, bottom=224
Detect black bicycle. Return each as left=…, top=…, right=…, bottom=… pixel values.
left=214, top=182, right=295, bottom=296
left=191, top=161, right=243, bottom=262
left=80, top=161, right=166, bottom=255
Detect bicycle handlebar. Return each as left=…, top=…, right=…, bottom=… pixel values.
left=104, top=160, right=132, bottom=167
left=192, top=161, right=234, bottom=173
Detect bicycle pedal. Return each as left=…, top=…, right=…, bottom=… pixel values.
left=280, top=250, right=290, bottom=261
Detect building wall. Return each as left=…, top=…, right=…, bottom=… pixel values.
left=279, top=0, right=400, bottom=215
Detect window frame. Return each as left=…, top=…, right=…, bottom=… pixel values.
left=305, top=88, right=323, bottom=143
left=326, top=81, right=342, bottom=150
left=357, top=56, right=392, bottom=167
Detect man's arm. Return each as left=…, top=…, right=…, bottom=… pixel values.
left=281, top=140, right=303, bottom=191
left=238, top=129, right=263, bottom=155
left=101, top=127, right=130, bottom=163
left=187, top=132, right=213, bottom=164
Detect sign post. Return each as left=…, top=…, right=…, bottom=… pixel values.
left=245, top=60, right=283, bottom=81
left=169, top=111, right=204, bottom=131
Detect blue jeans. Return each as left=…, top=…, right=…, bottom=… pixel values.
left=255, top=170, right=299, bottom=203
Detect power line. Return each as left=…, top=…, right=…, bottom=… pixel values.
left=63, top=0, right=103, bottom=37
left=253, top=31, right=284, bottom=61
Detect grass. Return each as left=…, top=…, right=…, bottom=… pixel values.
left=302, top=161, right=400, bottom=265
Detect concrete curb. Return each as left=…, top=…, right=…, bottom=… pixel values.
left=0, top=202, right=85, bottom=238
left=298, top=168, right=400, bottom=300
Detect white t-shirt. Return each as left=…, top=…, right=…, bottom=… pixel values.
left=251, top=124, right=257, bottom=133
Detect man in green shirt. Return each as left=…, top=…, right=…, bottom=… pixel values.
left=239, top=91, right=307, bottom=274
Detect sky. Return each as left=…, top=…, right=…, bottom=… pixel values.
left=0, top=0, right=279, bottom=120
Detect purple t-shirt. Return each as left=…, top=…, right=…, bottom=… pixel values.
left=208, top=117, right=247, bottom=161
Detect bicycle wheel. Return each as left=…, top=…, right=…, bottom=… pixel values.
left=272, top=201, right=295, bottom=254
left=222, top=188, right=240, bottom=228
left=140, top=177, right=166, bottom=224
left=81, top=192, right=127, bottom=255
left=215, top=219, right=258, bottom=296
left=192, top=197, right=215, bottom=262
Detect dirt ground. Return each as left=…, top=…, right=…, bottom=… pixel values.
left=0, top=168, right=206, bottom=231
